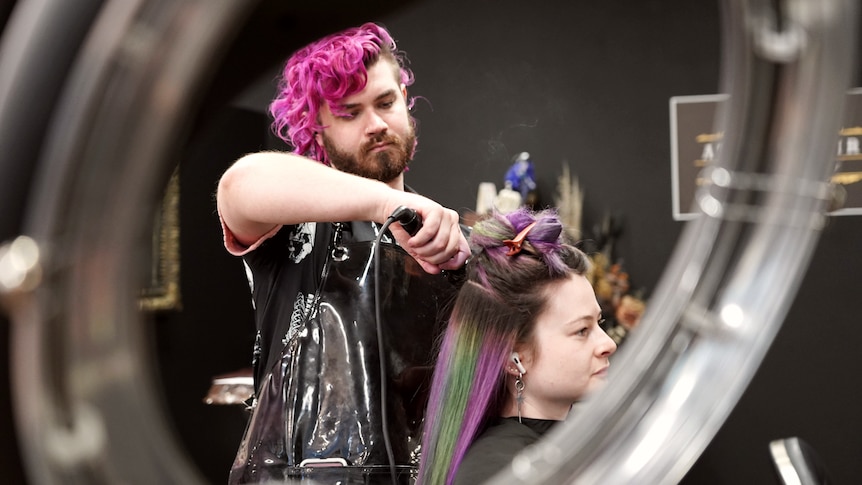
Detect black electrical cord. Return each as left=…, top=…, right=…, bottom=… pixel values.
left=376, top=206, right=422, bottom=485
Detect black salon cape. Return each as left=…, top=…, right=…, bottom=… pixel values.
left=453, top=417, right=558, bottom=485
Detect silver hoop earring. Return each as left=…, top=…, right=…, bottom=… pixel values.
left=515, top=373, right=525, bottom=424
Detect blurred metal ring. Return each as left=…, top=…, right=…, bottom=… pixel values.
left=0, top=0, right=857, bottom=484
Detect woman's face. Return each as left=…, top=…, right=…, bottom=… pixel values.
left=516, top=273, right=617, bottom=420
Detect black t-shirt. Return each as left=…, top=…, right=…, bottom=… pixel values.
left=454, top=417, right=559, bottom=485
left=241, top=222, right=332, bottom=388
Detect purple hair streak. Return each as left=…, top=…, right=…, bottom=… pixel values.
left=417, top=208, right=592, bottom=485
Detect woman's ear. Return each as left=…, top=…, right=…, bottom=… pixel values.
left=507, top=350, right=528, bottom=376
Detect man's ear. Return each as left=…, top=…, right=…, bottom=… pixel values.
left=314, top=132, right=323, bottom=147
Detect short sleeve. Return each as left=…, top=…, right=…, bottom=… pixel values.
left=219, top=214, right=281, bottom=257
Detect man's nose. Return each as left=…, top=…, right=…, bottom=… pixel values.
left=365, top=111, right=388, bottom=135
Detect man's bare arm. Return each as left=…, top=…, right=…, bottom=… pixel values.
left=216, top=151, right=469, bottom=273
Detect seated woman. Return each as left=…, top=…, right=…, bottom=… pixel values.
left=417, top=208, right=618, bottom=485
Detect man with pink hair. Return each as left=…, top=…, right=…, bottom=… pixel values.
left=217, top=23, right=468, bottom=483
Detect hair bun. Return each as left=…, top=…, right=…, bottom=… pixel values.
left=467, top=208, right=576, bottom=277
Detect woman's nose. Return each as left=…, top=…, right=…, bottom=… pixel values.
left=598, top=329, right=618, bottom=356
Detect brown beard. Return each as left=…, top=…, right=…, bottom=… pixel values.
left=323, top=130, right=415, bottom=183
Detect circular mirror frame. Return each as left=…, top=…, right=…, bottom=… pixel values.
left=0, top=0, right=858, bottom=484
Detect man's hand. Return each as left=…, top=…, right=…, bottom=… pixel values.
left=386, top=199, right=469, bottom=274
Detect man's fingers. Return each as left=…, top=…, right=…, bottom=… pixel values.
left=416, top=259, right=442, bottom=275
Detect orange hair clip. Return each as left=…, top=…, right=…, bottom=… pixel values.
left=502, top=221, right=538, bottom=256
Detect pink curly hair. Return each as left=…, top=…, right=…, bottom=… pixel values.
left=269, top=22, right=416, bottom=164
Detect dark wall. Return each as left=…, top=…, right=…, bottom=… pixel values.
left=384, top=0, right=720, bottom=292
